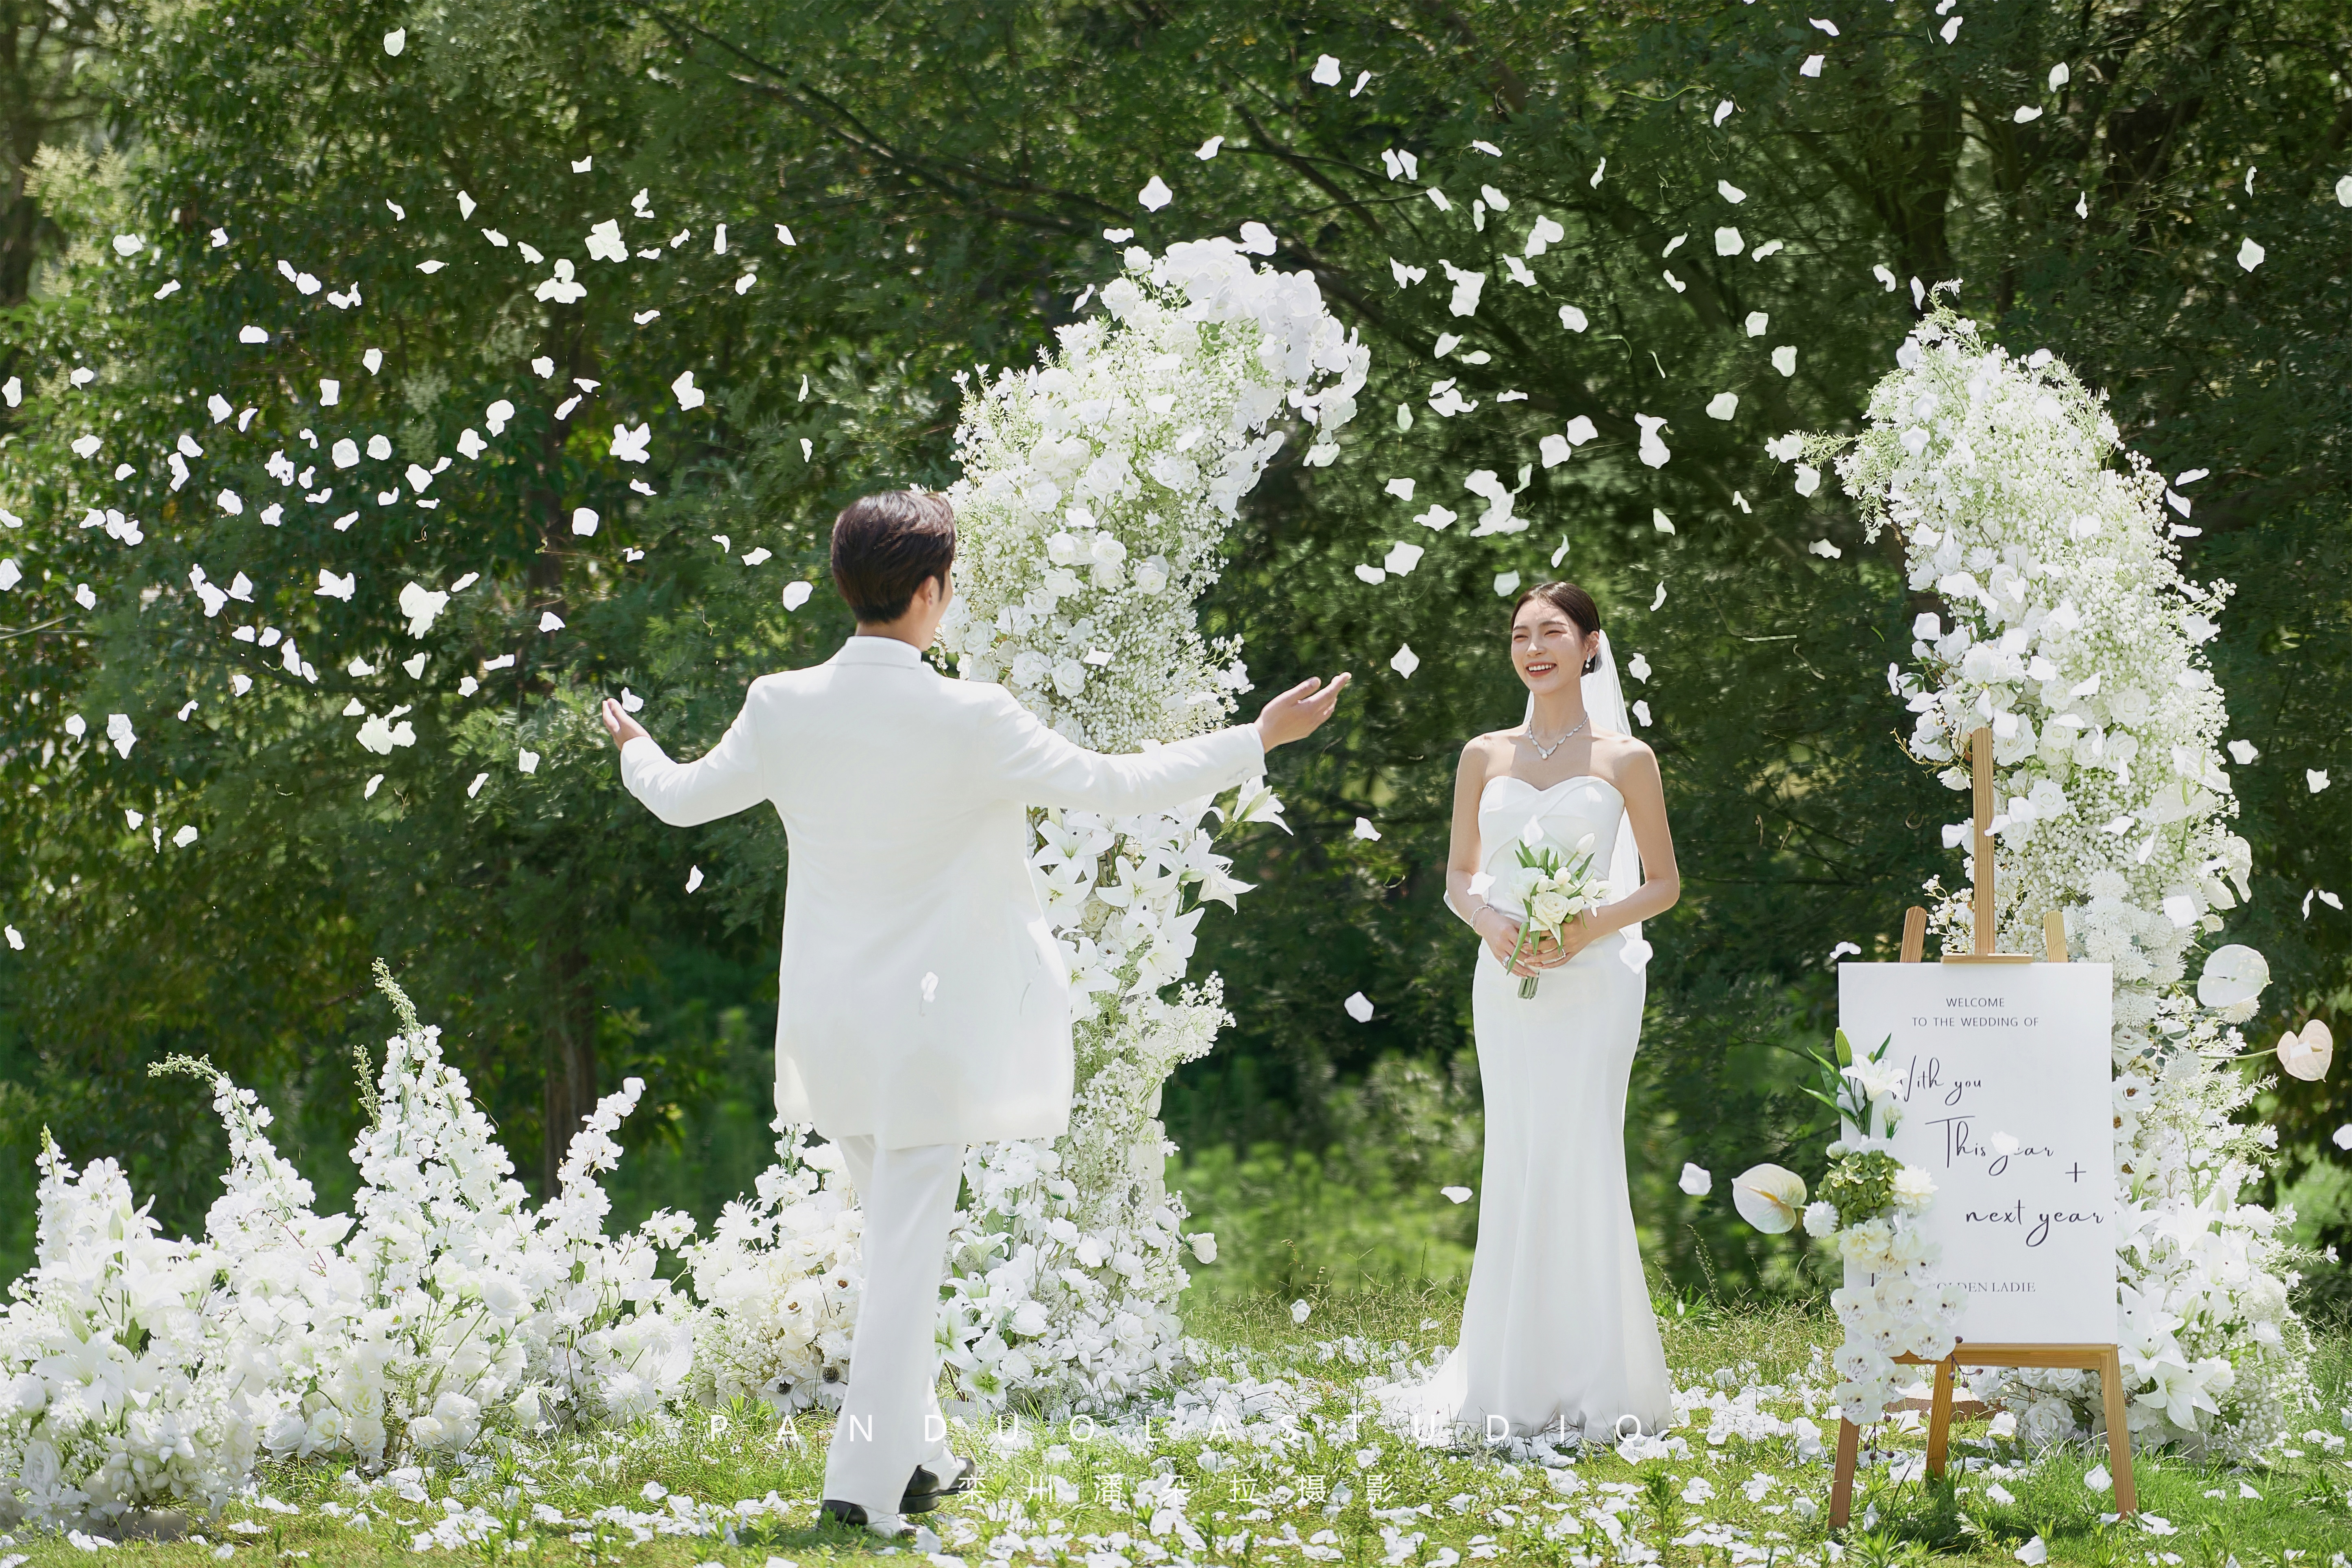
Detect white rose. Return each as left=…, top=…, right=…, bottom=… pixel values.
left=1100, top=277, right=1144, bottom=318
left=1132, top=556, right=1170, bottom=594
left=3, top=1371, right=46, bottom=1415
left=1838, top=1218, right=1894, bottom=1269
left=432, top=1390, right=481, bottom=1433
left=347, top=1414, right=386, bottom=1458
left=18, top=1439, right=59, bottom=1494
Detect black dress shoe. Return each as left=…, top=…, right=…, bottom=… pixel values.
left=900, top=1460, right=976, bottom=1514
left=821, top=1499, right=914, bottom=1538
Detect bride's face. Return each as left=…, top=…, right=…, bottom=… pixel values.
left=1511, top=602, right=1599, bottom=697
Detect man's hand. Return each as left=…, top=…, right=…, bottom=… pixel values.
left=1254, top=673, right=1351, bottom=751
left=601, top=697, right=649, bottom=750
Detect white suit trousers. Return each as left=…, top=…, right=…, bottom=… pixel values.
left=822, top=1136, right=963, bottom=1515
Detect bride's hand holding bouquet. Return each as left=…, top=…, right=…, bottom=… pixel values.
left=1499, top=826, right=1608, bottom=997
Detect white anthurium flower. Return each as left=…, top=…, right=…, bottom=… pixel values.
left=1731, top=1165, right=1807, bottom=1233
left=2195, top=944, right=2268, bottom=1009
left=2276, top=1020, right=2332, bottom=1082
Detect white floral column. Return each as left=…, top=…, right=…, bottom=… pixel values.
left=929, top=240, right=1366, bottom=1411
left=1792, top=311, right=2310, bottom=1455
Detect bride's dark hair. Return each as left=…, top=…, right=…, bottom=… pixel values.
left=1511, top=581, right=1603, bottom=675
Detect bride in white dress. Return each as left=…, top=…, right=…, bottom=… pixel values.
left=1398, top=581, right=1683, bottom=1443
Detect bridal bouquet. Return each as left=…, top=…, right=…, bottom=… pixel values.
left=1501, top=828, right=1605, bottom=998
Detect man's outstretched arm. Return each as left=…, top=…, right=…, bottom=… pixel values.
left=602, top=695, right=770, bottom=826
left=984, top=673, right=1350, bottom=817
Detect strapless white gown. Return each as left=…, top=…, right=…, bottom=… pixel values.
left=1387, top=774, right=1675, bottom=1442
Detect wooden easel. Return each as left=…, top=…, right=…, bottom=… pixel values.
left=1945, top=721, right=2054, bottom=967
left=1827, top=727, right=2134, bottom=1529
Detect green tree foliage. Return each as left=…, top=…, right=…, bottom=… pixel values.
left=2, top=0, right=2345, bottom=1293
left=0, top=0, right=113, bottom=311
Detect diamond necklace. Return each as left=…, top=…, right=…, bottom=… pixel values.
left=1525, top=715, right=1588, bottom=760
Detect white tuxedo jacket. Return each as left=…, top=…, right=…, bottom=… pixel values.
left=619, top=636, right=1265, bottom=1148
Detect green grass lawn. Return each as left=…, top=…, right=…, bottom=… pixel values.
left=7, top=1288, right=2347, bottom=1568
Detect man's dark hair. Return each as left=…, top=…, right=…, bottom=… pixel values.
left=830, top=490, right=956, bottom=624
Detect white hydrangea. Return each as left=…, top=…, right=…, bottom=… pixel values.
left=1802, top=312, right=2308, bottom=1456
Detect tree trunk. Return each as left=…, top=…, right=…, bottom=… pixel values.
left=541, top=945, right=600, bottom=1196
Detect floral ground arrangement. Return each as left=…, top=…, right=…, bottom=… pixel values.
left=5, top=1294, right=2346, bottom=1568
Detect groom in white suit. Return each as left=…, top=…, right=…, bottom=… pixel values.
left=601, top=490, right=1346, bottom=1536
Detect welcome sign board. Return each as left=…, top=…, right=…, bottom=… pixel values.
left=1838, top=963, right=2117, bottom=1344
